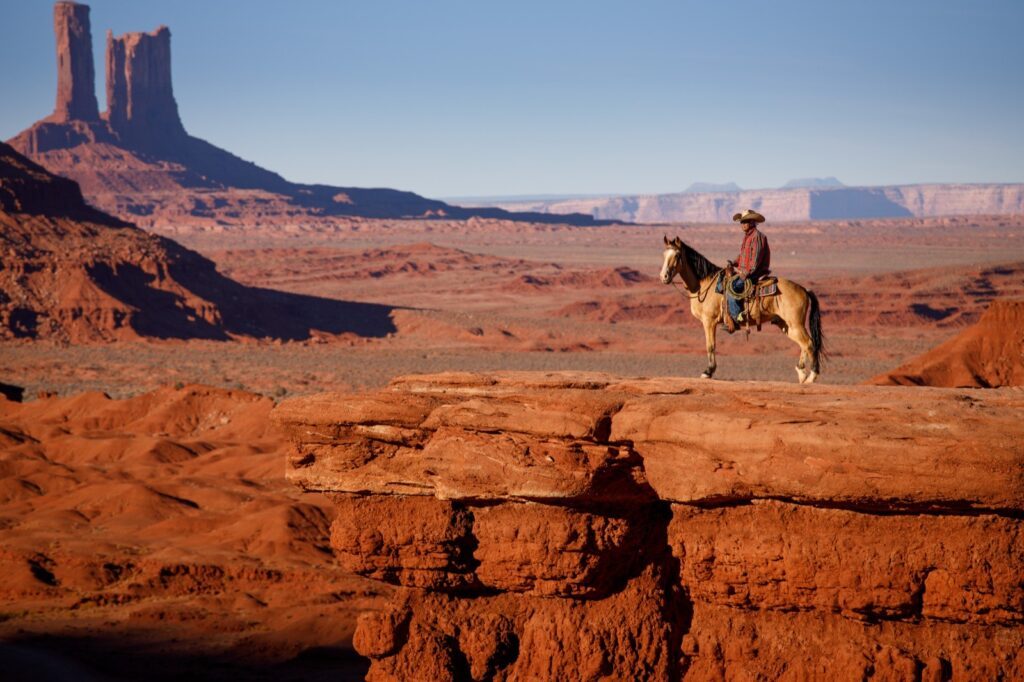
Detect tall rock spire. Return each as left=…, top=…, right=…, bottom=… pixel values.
left=52, top=1, right=100, bottom=122
left=105, top=26, right=187, bottom=149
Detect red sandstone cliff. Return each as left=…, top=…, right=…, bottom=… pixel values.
left=275, top=372, right=1024, bottom=680
left=871, top=298, right=1024, bottom=388
left=0, top=141, right=394, bottom=342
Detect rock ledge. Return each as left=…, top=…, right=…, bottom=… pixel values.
left=275, top=372, right=1024, bottom=680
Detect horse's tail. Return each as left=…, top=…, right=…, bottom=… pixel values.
left=807, top=290, right=827, bottom=373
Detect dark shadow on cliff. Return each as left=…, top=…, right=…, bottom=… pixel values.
left=89, top=239, right=399, bottom=341
left=0, top=138, right=137, bottom=223
left=0, top=635, right=368, bottom=682
left=809, top=188, right=913, bottom=220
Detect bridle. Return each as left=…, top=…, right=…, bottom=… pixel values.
left=665, top=247, right=721, bottom=303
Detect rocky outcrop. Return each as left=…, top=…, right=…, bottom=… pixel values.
left=0, top=141, right=90, bottom=216
left=105, top=27, right=188, bottom=150
left=872, top=298, right=1024, bottom=388
left=52, top=2, right=99, bottom=123
left=276, top=372, right=1024, bottom=680
left=0, top=141, right=395, bottom=342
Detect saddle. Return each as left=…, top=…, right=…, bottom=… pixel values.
left=719, top=272, right=780, bottom=332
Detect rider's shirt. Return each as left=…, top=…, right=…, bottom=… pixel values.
left=736, top=227, right=770, bottom=280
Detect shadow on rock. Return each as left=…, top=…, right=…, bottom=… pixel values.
left=0, top=635, right=369, bottom=682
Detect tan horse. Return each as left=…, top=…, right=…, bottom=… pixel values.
left=660, top=235, right=826, bottom=383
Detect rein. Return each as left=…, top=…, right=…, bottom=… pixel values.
left=670, top=266, right=722, bottom=303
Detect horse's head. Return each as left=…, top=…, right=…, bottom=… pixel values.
left=661, top=235, right=684, bottom=284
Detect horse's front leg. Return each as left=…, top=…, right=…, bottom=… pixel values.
left=701, top=318, right=718, bottom=379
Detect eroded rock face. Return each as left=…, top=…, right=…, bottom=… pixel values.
left=276, top=372, right=1024, bottom=680
left=106, top=26, right=188, bottom=150
left=52, top=1, right=100, bottom=123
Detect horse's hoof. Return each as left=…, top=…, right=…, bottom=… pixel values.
left=795, top=366, right=808, bottom=384
left=805, top=371, right=819, bottom=384
left=700, top=372, right=713, bottom=379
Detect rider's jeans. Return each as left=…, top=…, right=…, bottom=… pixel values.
left=727, top=277, right=748, bottom=320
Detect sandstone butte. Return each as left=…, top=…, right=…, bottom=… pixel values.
left=871, top=298, right=1024, bottom=388
left=6, top=2, right=601, bottom=229
left=273, top=371, right=1024, bottom=681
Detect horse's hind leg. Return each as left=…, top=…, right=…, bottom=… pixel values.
left=701, top=319, right=718, bottom=379
left=786, top=323, right=815, bottom=384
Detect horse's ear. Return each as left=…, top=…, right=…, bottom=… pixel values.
left=663, top=234, right=669, bottom=246
left=672, top=236, right=682, bottom=248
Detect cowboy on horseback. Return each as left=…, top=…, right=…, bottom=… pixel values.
left=660, top=230, right=825, bottom=383
left=724, top=209, right=771, bottom=333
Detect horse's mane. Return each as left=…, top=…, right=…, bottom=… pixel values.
left=681, top=242, right=721, bottom=281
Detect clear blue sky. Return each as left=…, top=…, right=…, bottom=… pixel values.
left=2, top=0, right=1022, bottom=198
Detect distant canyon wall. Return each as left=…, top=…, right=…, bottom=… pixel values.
left=275, top=372, right=1024, bottom=681
left=484, top=184, right=1024, bottom=223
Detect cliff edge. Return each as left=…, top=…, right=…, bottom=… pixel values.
left=275, top=372, right=1024, bottom=680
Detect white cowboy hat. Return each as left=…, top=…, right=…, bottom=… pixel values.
left=732, top=209, right=766, bottom=224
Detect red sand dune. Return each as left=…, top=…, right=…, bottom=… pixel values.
left=0, top=384, right=384, bottom=679
left=871, top=298, right=1024, bottom=387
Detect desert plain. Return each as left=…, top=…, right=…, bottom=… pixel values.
left=3, top=207, right=1024, bottom=680
left=2, top=2, right=1024, bottom=680
left=8, top=213, right=1024, bottom=398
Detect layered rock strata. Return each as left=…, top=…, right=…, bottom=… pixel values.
left=485, top=184, right=1024, bottom=222
left=275, top=372, right=1024, bottom=681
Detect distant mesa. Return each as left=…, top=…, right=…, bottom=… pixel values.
left=0, top=140, right=396, bottom=343
left=488, top=182, right=1024, bottom=223
left=7, top=2, right=605, bottom=227
left=684, top=182, right=742, bottom=193
left=781, top=177, right=845, bottom=189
